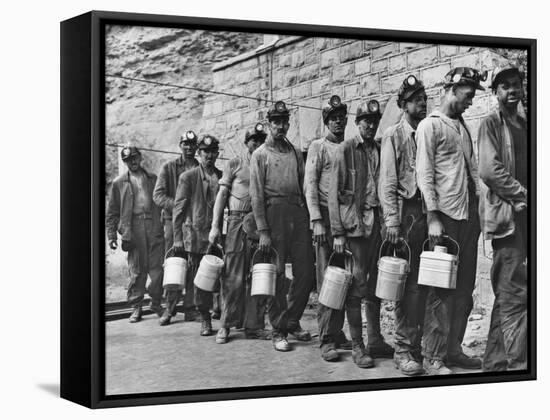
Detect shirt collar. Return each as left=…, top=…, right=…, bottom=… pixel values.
left=400, top=115, right=416, bottom=138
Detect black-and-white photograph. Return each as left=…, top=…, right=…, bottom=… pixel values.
left=103, top=23, right=530, bottom=396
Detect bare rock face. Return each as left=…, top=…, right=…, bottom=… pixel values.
left=105, top=25, right=262, bottom=185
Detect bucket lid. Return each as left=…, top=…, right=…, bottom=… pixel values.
left=434, top=245, right=448, bottom=253
left=327, top=265, right=351, bottom=275
left=378, top=256, right=409, bottom=271
left=203, top=255, right=224, bottom=266
left=420, top=250, right=456, bottom=261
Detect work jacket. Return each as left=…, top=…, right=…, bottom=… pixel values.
left=153, top=155, right=199, bottom=221
left=379, top=116, right=419, bottom=228
left=173, top=164, right=223, bottom=254
left=478, top=110, right=528, bottom=239
left=106, top=169, right=163, bottom=243
left=328, top=135, right=380, bottom=238
left=416, top=110, right=480, bottom=221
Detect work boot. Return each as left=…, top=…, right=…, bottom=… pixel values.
left=288, top=325, right=312, bottom=342
left=447, top=352, right=482, bottom=369
left=367, top=341, right=395, bottom=359
left=150, top=301, right=163, bottom=317
left=321, top=343, right=340, bottom=362
left=184, top=309, right=201, bottom=322
left=245, top=329, right=272, bottom=340
left=352, top=343, right=374, bottom=368
left=129, top=306, right=142, bottom=323
left=394, top=352, right=424, bottom=376
left=200, top=320, right=213, bottom=336
left=216, top=327, right=230, bottom=344
left=211, top=310, right=221, bottom=320
left=334, top=330, right=352, bottom=350
left=272, top=333, right=291, bottom=352
left=159, top=309, right=172, bottom=326
left=423, top=358, right=453, bottom=375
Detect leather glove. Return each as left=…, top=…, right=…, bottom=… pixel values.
left=121, top=240, right=134, bottom=252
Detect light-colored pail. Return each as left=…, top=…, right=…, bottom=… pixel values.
left=194, top=244, right=224, bottom=292
left=162, top=249, right=188, bottom=289
left=318, top=252, right=353, bottom=310
left=251, top=248, right=278, bottom=296
left=418, top=236, right=459, bottom=289
left=376, top=239, right=410, bottom=301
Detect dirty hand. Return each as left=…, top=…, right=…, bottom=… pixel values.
left=386, top=226, right=401, bottom=244
left=312, top=220, right=326, bottom=244
left=209, top=227, right=221, bottom=245
left=333, top=235, right=347, bottom=254
left=121, top=240, right=134, bottom=252
left=514, top=201, right=527, bottom=212
left=427, top=212, right=444, bottom=244
left=109, top=240, right=117, bottom=250
left=258, top=231, right=272, bottom=254
left=173, top=241, right=185, bottom=256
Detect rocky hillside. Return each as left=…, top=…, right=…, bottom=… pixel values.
left=105, top=25, right=263, bottom=186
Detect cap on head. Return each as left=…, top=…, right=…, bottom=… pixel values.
left=245, top=122, right=268, bottom=143
left=397, top=75, right=426, bottom=105
left=121, top=145, right=141, bottom=161
left=180, top=130, right=198, bottom=144
left=355, top=99, right=381, bottom=122
left=444, top=67, right=487, bottom=91
left=490, top=64, right=523, bottom=89
left=198, top=134, right=220, bottom=150
left=322, top=95, right=348, bottom=124
left=267, top=101, right=290, bottom=121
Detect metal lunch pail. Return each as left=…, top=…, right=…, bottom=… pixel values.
left=251, top=247, right=279, bottom=296
left=194, top=243, right=225, bottom=292
left=318, top=251, right=353, bottom=310
left=418, top=235, right=459, bottom=289
left=162, top=247, right=188, bottom=290
left=376, top=239, right=410, bottom=301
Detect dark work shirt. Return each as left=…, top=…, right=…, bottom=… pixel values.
left=509, top=122, right=528, bottom=188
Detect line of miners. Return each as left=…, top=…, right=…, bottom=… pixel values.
left=106, top=64, right=528, bottom=376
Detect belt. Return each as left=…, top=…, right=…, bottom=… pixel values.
left=132, top=212, right=153, bottom=220
left=228, top=210, right=250, bottom=216
left=266, top=196, right=304, bottom=207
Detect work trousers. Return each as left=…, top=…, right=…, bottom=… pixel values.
left=393, top=198, right=429, bottom=356
left=483, top=213, right=528, bottom=371
left=316, top=207, right=346, bottom=346
left=422, top=194, right=480, bottom=361
left=345, top=216, right=385, bottom=347
left=265, top=202, right=315, bottom=335
left=220, top=214, right=266, bottom=330
left=163, top=219, right=196, bottom=315
left=127, top=217, right=164, bottom=308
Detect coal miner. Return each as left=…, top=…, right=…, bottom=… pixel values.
left=171, top=135, right=223, bottom=336
left=379, top=75, right=429, bottom=376
left=249, top=101, right=315, bottom=352
left=153, top=131, right=199, bottom=324
left=416, top=67, right=484, bottom=374
left=304, top=95, right=352, bottom=362
left=106, top=145, right=164, bottom=323
left=328, top=100, right=394, bottom=369
left=208, top=123, right=272, bottom=344
left=478, top=65, right=528, bottom=372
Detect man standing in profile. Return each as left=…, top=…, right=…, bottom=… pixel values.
left=305, top=95, right=352, bottom=362
left=249, top=101, right=315, bottom=352
left=416, top=67, right=485, bottom=374
left=329, top=100, right=394, bottom=368
left=171, top=135, right=223, bottom=336
left=106, top=145, right=164, bottom=323
left=379, top=75, right=428, bottom=376
left=209, top=123, right=271, bottom=344
left=478, top=65, right=528, bottom=371
left=154, top=131, right=199, bottom=324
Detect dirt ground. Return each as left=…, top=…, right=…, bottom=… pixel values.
left=105, top=238, right=494, bottom=395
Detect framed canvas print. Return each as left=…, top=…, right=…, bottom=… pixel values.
left=60, top=10, right=536, bottom=408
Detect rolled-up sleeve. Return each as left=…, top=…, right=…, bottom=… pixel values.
left=379, top=130, right=400, bottom=227
left=249, top=150, right=269, bottom=232
left=416, top=120, right=438, bottom=212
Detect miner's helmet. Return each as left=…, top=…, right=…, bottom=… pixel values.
left=322, top=95, right=348, bottom=124
left=355, top=99, right=381, bottom=122
left=490, top=64, right=524, bottom=90
left=197, top=134, right=220, bottom=151
left=120, top=145, right=141, bottom=161
left=267, top=101, right=290, bottom=121
left=397, top=75, right=426, bottom=106
left=180, top=130, right=198, bottom=144
left=245, top=122, right=268, bottom=144
left=444, top=67, right=487, bottom=91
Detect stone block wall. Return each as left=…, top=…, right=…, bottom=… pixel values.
left=202, top=36, right=519, bottom=161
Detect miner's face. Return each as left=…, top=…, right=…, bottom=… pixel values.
left=356, top=116, right=380, bottom=141
left=180, top=141, right=197, bottom=159
left=124, top=154, right=142, bottom=172
left=495, top=74, right=523, bottom=109
left=404, top=90, right=427, bottom=122
left=199, top=148, right=219, bottom=168
left=326, top=110, right=348, bottom=136
left=268, top=116, right=290, bottom=141
left=451, top=84, right=477, bottom=115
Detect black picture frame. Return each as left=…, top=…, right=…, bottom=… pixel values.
left=60, top=10, right=537, bottom=409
